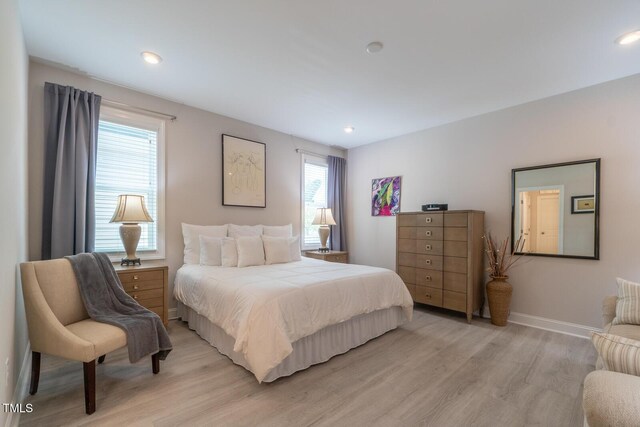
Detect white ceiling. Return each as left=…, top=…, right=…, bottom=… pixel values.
left=19, top=0, right=640, bottom=148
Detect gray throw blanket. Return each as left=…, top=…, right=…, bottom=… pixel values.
left=66, top=252, right=172, bottom=363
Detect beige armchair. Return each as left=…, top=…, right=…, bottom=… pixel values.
left=20, top=259, right=160, bottom=414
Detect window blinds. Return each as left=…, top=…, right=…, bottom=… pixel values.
left=303, top=159, right=328, bottom=248
left=95, top=120, right=158, bottom=252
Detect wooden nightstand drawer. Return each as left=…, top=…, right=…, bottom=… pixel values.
left=115, top=263, right=168, bottom=327
left=118, top=269, right=164, bottom=284
left=122, top=279, right=163, bottom=293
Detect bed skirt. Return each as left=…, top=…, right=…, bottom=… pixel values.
left=177, top=302, right=406, bottom=382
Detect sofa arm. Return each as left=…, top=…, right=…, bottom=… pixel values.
left=583, top=370, right=640, bottom=427
left=602, top=296, right=618, bottom=328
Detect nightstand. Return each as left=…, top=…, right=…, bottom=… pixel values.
left=303, top=250, right=349, bottom=264
left=113, top=261, right=169, bottom=327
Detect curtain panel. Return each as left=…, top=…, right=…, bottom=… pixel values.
left=42, top=82, right=101, bottom=259
left=327, top=155, right=347, bottom=251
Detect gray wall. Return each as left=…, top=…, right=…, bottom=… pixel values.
left=28, top=61, right=345, bottom=309
left=346, top=72, right=640, bottom=329
left=0, top=0, right=29, bottom=422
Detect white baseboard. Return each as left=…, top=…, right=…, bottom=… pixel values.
left=480, top=307, right=599, bottom=339
left=168, top=308, right=178, bottom=320
left=4, top=344, right=31, bottom=427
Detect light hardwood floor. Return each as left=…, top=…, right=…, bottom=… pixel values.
left=20, top=306, right=596, bottom=426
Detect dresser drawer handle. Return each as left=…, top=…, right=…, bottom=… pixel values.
left=425, top=293, right=431, bottom=299
left=425, top=230, right=432, bottom=237
left=426, top=275, right=432, bottom=281
left=425, top=259, right=432, bottom=266
left=133, top=295, right=138, bottom=300
left=425, top=244, right=432, bottom=251
left=133, top=285, right=139, bottom=290
left=425, top=217, right=432, bottom=224
left=133, top=275, right=139, bottom=281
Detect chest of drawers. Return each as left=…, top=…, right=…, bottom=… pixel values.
left=396, top=210, right=485, bottom=323
left=114, top=263, right=169, bottom=326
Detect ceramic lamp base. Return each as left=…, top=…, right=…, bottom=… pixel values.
left=318, top=225, right=330, bottom=252
left=119, top=223, right=142, bottom=265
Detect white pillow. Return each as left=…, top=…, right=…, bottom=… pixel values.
left=262, top=236, right=292, bottom=265
left=182, top=223, right=228, bottom=264
left=236, top=236, right=265, bottom=267
left=289, top=235, right=302, bottom=261
left=262, top=224, right=293, bottom=237
left=613, top=278, right=640, bottom=325
left=199, top=236, right=222, bottom=266
left=228, top=224, right=263, bottom=238
left=221, top=238, right=238, bottom=267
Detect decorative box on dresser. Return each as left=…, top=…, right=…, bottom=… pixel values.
left=114, top=262, right=169, bottom=327
left=396, top=210, right=485, bottom=323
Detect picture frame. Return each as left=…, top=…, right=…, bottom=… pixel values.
left=371, top=176, right=402, bottom=216
left=571, top=195, right=595, bottom=214
left=222, top=134, right=266, bottom=208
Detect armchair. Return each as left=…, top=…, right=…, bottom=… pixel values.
left=20, top=259, right=160, bottom=414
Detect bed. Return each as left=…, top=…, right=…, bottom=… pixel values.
left=174, top=257, right=413, bottom=382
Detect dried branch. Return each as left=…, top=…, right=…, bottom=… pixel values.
left=483, top=233, right=527, bottom=278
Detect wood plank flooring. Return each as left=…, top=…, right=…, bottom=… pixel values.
left=20, top=306, right=596, bottom=427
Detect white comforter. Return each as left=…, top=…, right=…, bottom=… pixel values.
left=174, top=258, right=413, bottom=382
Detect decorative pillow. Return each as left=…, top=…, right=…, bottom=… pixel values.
left=182, top=223, right=228, bottom=264
left=236, top=236, right=265, bottom=267
left=221, top=238, right=238, bottom=267
left=262, top=236, right=292, bottom=265
left=613, top=278, right=640, bottom=325
left=199, top=236, right=223, bottom=266
left=262, top=224, right=293, bottom=238
left=289, top=235, right=302, bottom=261
left=228, top=224, right=263, bottom=238
left=592, top=332, right=640, bottom=376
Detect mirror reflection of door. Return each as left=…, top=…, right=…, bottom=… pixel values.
left=517, top=187, right=563, bottom=255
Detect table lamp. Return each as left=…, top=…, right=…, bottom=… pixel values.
left=312, top=208, right=336, bottom=253
left=110, top=194, right=154, bottom=266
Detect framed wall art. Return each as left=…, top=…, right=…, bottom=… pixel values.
left=222, top=134, right=266, bottom=208
left=571, top=195, right=595, bottom=214
left=371, top=176, right=401, bottom=216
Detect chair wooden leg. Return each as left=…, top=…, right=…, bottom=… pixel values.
left=152, top=353, right=160, bottom=374
left=98, top=355, right=106, bottom=364
left=83, top=360, right=96, bottom=415
left=29, top=352, right=41, bottom=395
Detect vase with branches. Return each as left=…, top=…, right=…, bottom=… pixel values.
left=483, top=233, right=526, bottom=326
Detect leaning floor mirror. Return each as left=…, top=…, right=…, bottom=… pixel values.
left=511, top=158, right=600, bottom=260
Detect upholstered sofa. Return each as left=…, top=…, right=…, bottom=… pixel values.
left=583, top=296, right=640, bottom=426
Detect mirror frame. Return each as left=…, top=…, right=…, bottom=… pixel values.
left=511, top=158, right=600, bottom=260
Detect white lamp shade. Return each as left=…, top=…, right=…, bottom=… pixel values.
left=110, top=194, right=153, bottom=223
left=312, top=208, right=336, bottom=226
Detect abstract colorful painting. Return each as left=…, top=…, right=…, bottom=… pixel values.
left=371, top=176, right=401, bottom=216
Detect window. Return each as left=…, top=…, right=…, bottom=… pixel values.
left=94, top=106, right=165, bottom=258
left=301, top=154, right=328, bottom=249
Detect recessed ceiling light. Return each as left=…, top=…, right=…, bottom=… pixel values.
left=344, top=126, right=355, bottom=134
left=366, top=41, right=384, bottom=54
left=141, top=51, right=162, bottom=64
left=616, top=30, right=640, bottom=45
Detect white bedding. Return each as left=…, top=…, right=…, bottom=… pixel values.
left=174, top=258, right=413, bottom=382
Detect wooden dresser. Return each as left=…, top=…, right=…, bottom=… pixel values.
left=304, top=250, right=349, bottom=263
left=114, top=262, right=169, bottom=326
left=396, top=210, right=485, bottom=322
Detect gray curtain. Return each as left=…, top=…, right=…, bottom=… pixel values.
left=42, top=82, right=101, bottom=259
left=328, top=155, right=347, bottom=251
